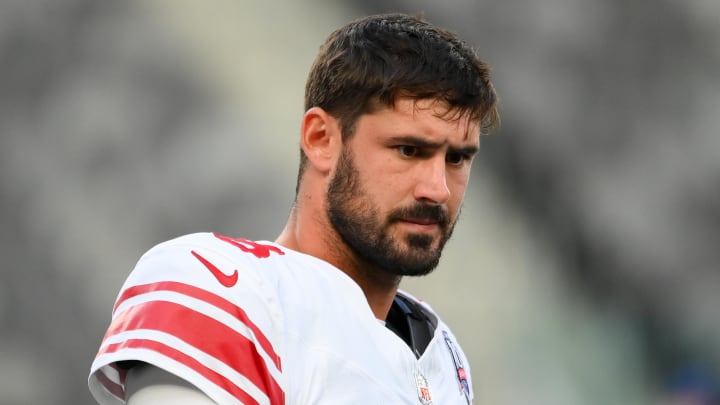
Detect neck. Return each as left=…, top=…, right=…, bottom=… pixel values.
left=275, top=200, right=400, bottom=320
left=332, top=244, right=402, bottom=320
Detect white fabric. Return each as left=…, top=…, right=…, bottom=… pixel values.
left=126, top=365, right=216, bottom=405
left=89, top=232, right=473, bottom=404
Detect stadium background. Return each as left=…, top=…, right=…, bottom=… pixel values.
left=1, top=1, right=718, bottom=403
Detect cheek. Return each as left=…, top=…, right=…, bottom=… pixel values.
left=447, top=176, right=470, bottom=205
left=362, top=156, right=411, bottom=189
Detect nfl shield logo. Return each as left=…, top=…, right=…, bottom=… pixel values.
left=415, top=372, right=433, bottom=405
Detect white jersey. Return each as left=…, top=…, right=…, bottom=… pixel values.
left=89, top=232, right=473, bottom=405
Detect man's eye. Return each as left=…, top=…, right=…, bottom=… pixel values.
left=446, top=152, right=466, bottom=165
left=397, top=145, right=419, bottom=157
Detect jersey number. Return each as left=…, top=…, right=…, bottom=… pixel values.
left=214, top=233, right=285, bottom=259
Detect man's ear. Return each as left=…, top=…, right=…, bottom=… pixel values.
left=300, top=107, right=342, bottom=174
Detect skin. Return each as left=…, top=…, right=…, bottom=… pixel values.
left=276, top=97, right=480, bottom=320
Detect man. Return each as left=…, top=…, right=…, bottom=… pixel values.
left=89, top=12, right=499, bottom=405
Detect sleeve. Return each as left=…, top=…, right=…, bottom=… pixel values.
left=125, top=364, right=217, bottom=405
left=88, top=234, right=285, bottom=405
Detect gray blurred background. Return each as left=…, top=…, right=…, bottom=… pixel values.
left=1, top=1, right=719, bottom=404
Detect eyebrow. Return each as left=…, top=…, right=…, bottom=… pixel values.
left=388, top=136, right=479, bottom=156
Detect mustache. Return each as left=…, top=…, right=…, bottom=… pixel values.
left=388, top=204, right=449, bottom=226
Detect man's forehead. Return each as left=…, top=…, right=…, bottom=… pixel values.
left=391, top=97, right=482, bottom=139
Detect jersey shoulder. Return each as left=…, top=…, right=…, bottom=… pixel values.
left=89, top=232, right=288, bottom=405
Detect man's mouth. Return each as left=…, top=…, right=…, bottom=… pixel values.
left=402, top=217, right=438, bottom=226
left=396, top=217, right=442, bottom=234
left=390, top=204, right=448, bottom=231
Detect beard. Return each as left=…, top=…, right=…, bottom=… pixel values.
left=327, top=147, right=457, bottom=277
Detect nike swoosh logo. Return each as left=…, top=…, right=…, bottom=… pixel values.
left=191, top=250, right=239, bottom=287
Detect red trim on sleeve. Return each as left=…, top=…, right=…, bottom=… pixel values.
left=113, top=281, right=280, bottom=369
left=101, top=339, right=266, bottom=405
left=101, top=299, right=284, bottom=404
left=95, top=368, right=125, bottom=399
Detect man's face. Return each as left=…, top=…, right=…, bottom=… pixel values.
left=327, top=98, right=480, bottom=276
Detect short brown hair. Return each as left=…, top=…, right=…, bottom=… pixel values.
left=297, top=13, right=499, bottom=189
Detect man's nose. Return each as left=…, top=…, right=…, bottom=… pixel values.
left=413, top=156, right=451, bottom=204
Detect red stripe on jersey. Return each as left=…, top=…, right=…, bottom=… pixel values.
left=113, top=281, right=280, bottom=369
left=103, top=299, right=284, bottom=404
left=100, top=338, right=264, bottom=405
left=95, top=367, right=125, bottom=399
